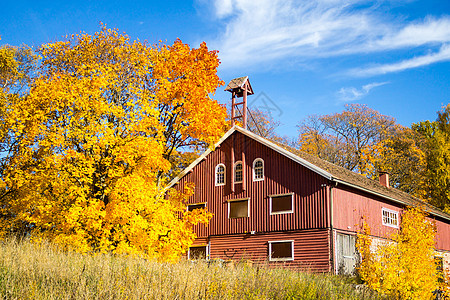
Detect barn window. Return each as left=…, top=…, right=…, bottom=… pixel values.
left=234, top=161, right=243, bottom=183
left=188, top=245, right=208, bottom=259
left=382, top=208, right=399, bottom=228
left=228, top=198, right=249, bottom=218
left=270, top=193, right=294, bottom=214
left=253, top=158, right=264, bottom=181
left=215, top=164, right=225, bottom=186
left=187, top=203, right=206, bottom=211
left=268, top=240, right=294, bottom=261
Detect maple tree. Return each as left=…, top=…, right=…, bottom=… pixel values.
left=0, top=27, right=225, bottom=260
left=357, top=206, right=441, bottom=299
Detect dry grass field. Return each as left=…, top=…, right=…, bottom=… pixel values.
left=0, top=238, right=382, bottom=299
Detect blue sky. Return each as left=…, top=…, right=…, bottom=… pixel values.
left=1, top=0, right=449, bottom=138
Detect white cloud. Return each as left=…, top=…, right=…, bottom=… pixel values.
left=214, top=0, right=234, bottom=18
left=337, top=81, right=389, bottom=102
left=351, top=44, right=450, bottom=76
left=372, top=17, right=450, bottom=49
left=207, top=0, right=450, bottom=75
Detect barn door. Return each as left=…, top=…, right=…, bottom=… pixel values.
left=336, top=233, right=357, bottom=275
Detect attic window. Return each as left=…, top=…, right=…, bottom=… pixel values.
left=253, top=158, right=264, bottom=181
left=215, top=164, right=225, bottom=186
left=382, top=208, right=399, bottom=228
left=269, top=240, right=294, bottom=261
left=270, top=193, right=294, bottom=214
left=234, top=161, right=243, bottom=183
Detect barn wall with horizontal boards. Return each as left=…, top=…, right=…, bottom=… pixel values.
left=333, top=185, right=450, bottom=252
left=209, top=229, right=331, bottom=272
left=172, top=131, right=330, bottom=238
left=332, top=185, right=402, bottom=238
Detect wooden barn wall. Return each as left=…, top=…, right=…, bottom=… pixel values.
left=332, top=185, right=401, bottom=238
left=434, top=218, right=450, bottom=251
left=209, top=229, right=331, bottom=272
left=333, top=185, right=450, bottom=252
left=173, top=131, right=330, bottom=237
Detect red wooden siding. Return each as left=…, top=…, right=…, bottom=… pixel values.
left=332, top=185, right=401, bottom=238
left=433, top=218, right=450, bottom=251
left=333, top=185, right=450, bottom=250
left=173, top=131, right=330, bottom=237
left=209, top=229, right=331, bottom=272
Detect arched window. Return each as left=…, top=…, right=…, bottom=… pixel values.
left=215, top=164, right=226, bottom=186
left=253, top=158, right=264, bottom=181
left=234, top=161, right=243, bottom=183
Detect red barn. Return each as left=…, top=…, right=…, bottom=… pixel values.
left=167, top=77, right=450, bottom=274
left=167, top=126, right=450, bottom=273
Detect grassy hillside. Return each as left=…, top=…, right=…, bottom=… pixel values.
left=0, top=238, right=381, bottom=299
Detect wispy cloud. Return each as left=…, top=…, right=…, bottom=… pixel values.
left=351, top=44, right=450, bottom=76
left=337, top=82, right=389, bottom=102
left=372, top=17, right=450, bottom=50
left=207, top=0, right=450, bottom=75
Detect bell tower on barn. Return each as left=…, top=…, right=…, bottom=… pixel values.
left=225, top=76, right=254, bottom=130
left=225, top=76, right=254, bottom=192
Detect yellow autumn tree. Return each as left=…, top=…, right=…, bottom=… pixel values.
left=0, top=43, right=37, bottom=233
left=364, top=125, right=426, bottom=199
left=357, top=206, right=440, bottom=299
left=0, top=27, right=225, bottom=261
left=413, top=104, right=450, bottom=212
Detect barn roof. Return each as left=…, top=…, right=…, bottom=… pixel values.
left=167, top=126, right=450, bottom=221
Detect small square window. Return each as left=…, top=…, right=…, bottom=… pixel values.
left=229, top=199, right=249, bottom=218
left=269, top=240, right=294, bottom=261
left=270, top=194, right=293, bottom=214
left=382, top=208, right=399, bottom=228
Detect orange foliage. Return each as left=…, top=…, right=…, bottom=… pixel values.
left=0, top=26, right=222, bottom=260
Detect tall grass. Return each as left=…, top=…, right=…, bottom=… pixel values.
left=0, top=238, right=381, bottom=299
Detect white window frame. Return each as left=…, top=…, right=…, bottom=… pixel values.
left=227, top=198, right=250, bottom=219
left=215, top=164, right=226, bottom=186
left=253, top=158, right=264, bottom=181
left=187, top=202, right=206, bottom=212
left=268, top=240, right=294, bottom=262
left=269, top=193, right=294, bottom=215
left=382, top=208, right=399, bottom=228
left=188, top=243, right=209, bottom=260
left=234, top=161, right=243, bottom=183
